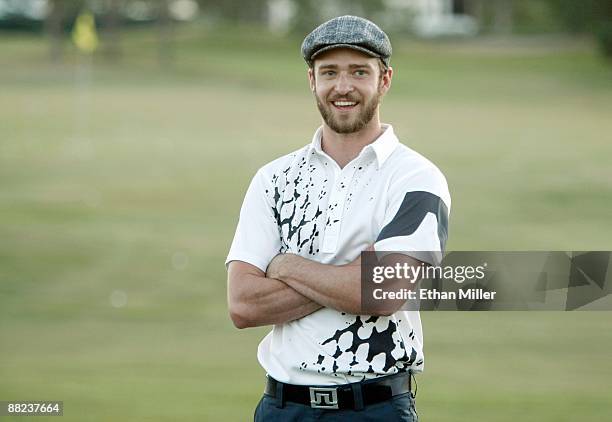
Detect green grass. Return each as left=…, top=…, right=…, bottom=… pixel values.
left=1, top=23, right=612, bottom=421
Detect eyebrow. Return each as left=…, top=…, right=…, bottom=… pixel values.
left=317, top=63, right=373, bottom=70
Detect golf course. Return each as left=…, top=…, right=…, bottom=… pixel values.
left=1, top=23, right=612, bottom=420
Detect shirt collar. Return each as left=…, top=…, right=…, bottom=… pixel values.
left=307, top=124, right=399, bottom=168
left=309, top=126, right=325, bottom=156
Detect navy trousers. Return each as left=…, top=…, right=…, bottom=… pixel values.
left=254, top=391, right=418, bottom=421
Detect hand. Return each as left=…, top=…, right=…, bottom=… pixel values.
left=266, top=253, right=294, bottom=280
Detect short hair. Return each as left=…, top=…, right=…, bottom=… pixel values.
left=377, top=59, right=389, bottom=78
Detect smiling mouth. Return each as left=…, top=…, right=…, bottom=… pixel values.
left=331, top=100, right=358, bottom=111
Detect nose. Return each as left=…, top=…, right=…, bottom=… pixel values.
left=334, top=72, right=353, bottom=95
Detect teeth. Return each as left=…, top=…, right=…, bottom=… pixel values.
left=334, top=101, right=356, bottom=107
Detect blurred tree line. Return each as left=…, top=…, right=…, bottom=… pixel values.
left=4, top=0, right=609, bottom=60
left=44, top=0, right=174, bottom=63
left=199, top=0, right=612, bottom=57
left=549, top=0, right=612, bottom=56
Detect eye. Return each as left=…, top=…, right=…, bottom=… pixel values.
left=323, top=70, right=336, bottom=77
left=354, top=69, right=368, bottom=77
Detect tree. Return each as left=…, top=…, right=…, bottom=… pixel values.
left=103, top=0, right=123, bottom=60
left=548, top=0, right=612, bottom=58
left=491, top=0, right=514, bottom=35
left=45, top=0, right=65, bottom=61
left=157, top=0, right=174, bottom=67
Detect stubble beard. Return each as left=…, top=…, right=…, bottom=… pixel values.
left=315, top=85, right=382, bottom=135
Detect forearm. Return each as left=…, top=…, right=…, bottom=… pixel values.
left=228, top=262, right=322, bottom=328
left=268, top=253, right=423, bottom=316
left=269, top=254, right=363, bottom=315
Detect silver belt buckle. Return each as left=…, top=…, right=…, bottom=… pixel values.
left=309, top=386, right=339, bottom=409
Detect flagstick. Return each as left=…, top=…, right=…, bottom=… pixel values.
left=73, top=51, right=93, bottom=159
left=71, top=8, right=98, bottom=160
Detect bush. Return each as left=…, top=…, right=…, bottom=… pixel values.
left=595, top=21, right=612, bottom=58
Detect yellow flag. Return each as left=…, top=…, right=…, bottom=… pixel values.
left=72, top=11, right=99, bottom=53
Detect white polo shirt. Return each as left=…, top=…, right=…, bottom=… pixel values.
left=226, top=124, right=451, bottom=385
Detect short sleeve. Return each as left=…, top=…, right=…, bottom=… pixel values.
left=226, top=170, right=282, bottom=272
left=374, top=167, right=451, bottom=265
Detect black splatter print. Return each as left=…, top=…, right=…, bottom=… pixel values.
left=269, top=164, right=324, bottom=255
left=332, top=346, right=342, bottom=359
left=317, top=316, right=417, bottom=373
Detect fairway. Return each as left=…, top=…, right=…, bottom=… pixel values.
left=1, top=25, right=612, bottom=421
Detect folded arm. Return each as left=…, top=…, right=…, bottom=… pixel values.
left=227, top=260, right=323, bottom=329
left=266, top=252, right=424, bottom=316
left=266, top=253, right=362, bottom=315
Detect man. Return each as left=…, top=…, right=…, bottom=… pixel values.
left=226, top=15, right=450, bottom=421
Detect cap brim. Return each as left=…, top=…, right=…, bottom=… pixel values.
left=310, top=44, right=382, bottom=62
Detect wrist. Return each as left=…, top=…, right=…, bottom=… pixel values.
left=267, top=253, right=291, bottom=280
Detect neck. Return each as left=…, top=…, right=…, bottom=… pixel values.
left=321, top=114, right=384, bottom=169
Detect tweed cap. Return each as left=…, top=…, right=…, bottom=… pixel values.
left=301, top=15, right=392, bottom=67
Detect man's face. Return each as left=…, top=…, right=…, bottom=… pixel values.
left=308, top=48, right=392, bottom=134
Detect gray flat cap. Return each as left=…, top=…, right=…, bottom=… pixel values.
left=301, top=15, right=392, bottom=67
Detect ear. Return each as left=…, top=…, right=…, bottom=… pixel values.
left=308, top=68, right=316, bottom=92
left=380, top=66, right=393, bottom=95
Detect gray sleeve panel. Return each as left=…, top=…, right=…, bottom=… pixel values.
left=376, top=191, right=449, bottom=252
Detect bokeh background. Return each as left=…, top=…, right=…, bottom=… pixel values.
left=1, top=0, right=612, bottom=421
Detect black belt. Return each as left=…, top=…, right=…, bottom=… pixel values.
left=264, top=372, right=413, bottom=410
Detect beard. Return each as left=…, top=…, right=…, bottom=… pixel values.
left=315, top=86, right=382, bottom=134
